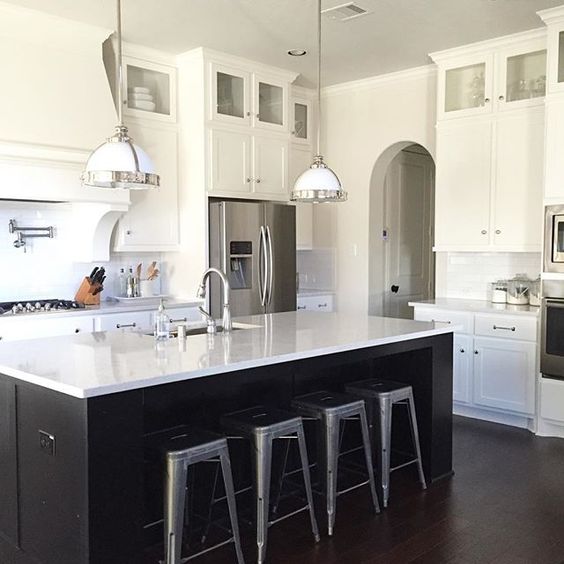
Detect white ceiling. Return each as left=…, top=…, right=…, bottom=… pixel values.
left=3, top=0, right=563, bottom=86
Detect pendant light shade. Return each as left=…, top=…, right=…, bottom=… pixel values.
left=290, top=0, right=346, bottom=203
left=81, top=0, right=159, bottom=190
left=291, top=155, right=347, bottom=202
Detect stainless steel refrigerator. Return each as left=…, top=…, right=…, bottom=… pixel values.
left=209, top=199, right=296, bottom=317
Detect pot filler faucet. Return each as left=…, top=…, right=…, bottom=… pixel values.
left=196, top=267, right=232, bottom=334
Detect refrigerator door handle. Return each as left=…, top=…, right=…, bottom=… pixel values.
left=266, top=225, right=274, bottom=305
left=259, top=226, right=267, bottom=306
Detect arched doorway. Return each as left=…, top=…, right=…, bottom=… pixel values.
left=368, top=142, right=435, bottom=318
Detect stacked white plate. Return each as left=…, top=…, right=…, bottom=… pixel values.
left=128, top=86, right=156, bottom=112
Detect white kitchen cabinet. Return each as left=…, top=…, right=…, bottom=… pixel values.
left=124, top=56, right=177, bottom=123
left=95, top=311, right=153, bottom=332
left=113, top=121, right=180, bottom=252
left=291, top=97, right=313, bottom=144
left=473, top=337, right=536, bottom=415
left=253, top=74, right=288, bottom=132
left=297, top=294, right=334, bottom=312
left=453, top=334, right=473, bottom=404
left=211, top=63, right=251, bottom=126
left=209, top=128, right=288, bottom=200
left=0, top=316, right=94, bottom=342
left=209, top=128, right=252, bottom=195
left=544, top=98, right=564, bottom=201
left=492, top=109, right=544, bottom=249
left=253, top=136, right=288, bottom=197
left=434, top=119, right=493, bottom=248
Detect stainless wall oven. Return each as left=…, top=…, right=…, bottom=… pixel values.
left=541, top=280, right=564, bottom=380
left=544, top=205, right=564, bottom=273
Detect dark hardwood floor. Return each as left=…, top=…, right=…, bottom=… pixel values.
left=193, top=416, right=564, bottom=564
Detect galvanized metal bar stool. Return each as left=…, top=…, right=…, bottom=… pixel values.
left=291, top=391, right=381, bottom=536
left=345, top=379, right=427, bottom=508
left=221, top=406, right=320, bottom=564
left=160, top=428, right=244, bottom=564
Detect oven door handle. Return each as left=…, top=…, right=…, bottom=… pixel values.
left=545, top=300, right=564, bottom=308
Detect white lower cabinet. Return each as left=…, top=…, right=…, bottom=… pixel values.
left=95, top=311, right=153, bottom=332
left=0, top=316, right=95, bottom=342
left=297, top=294, right=334, bottom=312
left=453, top=334, right=473, bottom=404
left=413, top=305, right=538, bottom=423
left=473, top=337, right=536, bottom=414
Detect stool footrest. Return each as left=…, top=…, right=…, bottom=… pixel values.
left=268, top=504, right=313, bottom=527
left=390, top=458, right=419, bottom=473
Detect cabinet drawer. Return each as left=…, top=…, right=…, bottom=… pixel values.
left=95, top=312, right=152, bottom=332
left=413, top=308, right=473, bottom=334
left=167, top=307, right=201, bottom=325
left=297, top=295, right=334, bottom=312
left=474, top=314, right=537, bottom=342
left=0, top=316, right=95, bottom=341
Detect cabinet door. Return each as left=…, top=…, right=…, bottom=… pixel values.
left=0, top=316, right=94, bottom=341
left=473, top=337, right=536, bottom=415
left=493, top=110, right=544, bottom=250
left=253, top=74, right=288, bottom=131
left=95, top=311, right=152, bottom=332
left=209, top=129, right=252, bottom=195
left=434, top=119, right=493, bottom=249
left=291, top=146, right=314, bottom=249
left=453, top=334, right=473, bottom=404
left=291, top=98, right=312, bottom=145
left=438, top=55, right=494, bottom=119
left=124, top=57, right=177, bottom=123
left=210, top=64, right=251, bottom=126
left=114, top=123, right=179, bottom=251
left=546, top=26, right=564, bottom=95
left=544, top=99, right=564, bottom=200
left=497, top=44, right=546, bottom=111
left=252, top=136, right=288, bottom=199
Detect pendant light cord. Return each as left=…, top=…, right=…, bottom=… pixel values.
left=116, top=0, right=124, bottom=126
left=316, top=0, right=321, bottom=157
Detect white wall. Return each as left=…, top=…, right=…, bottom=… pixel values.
left=321, top=66, right=437, bottom=315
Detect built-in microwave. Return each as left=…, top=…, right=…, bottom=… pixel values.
left=544, top=205, right=564, bottom=273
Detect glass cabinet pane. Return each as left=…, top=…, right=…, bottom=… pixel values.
left=217, top=72, right=245, bottom=118
left=258, top=82, right=283, bottom=125
left=445, top=63, right=486, bottom=112
left=294, top=103, right=308, bottom=139
left=127, top=65, right=170, bottom=116
left=506, top=50, right=546, bottom=102
left=559, top=32, right=564, bottom=84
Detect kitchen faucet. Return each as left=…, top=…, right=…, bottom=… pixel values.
left=196, top=267, right=232, bottom=334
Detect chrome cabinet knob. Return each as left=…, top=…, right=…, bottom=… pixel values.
left=246, top=111, right=251, bottom=116
left=460, top=348, right=465, bottom=353
left=246, top=178, right=252, bottom=183
left=481, top=229, right=487, bottom=235
left=498, top=95, right=504, bottom=101
left=256, top=178, right=261, bottom=183
left=495, top=229, right=501, bottom=234
left=485, top=97, right=491, bottom=103
left=474, top=350, right=479, bottom=355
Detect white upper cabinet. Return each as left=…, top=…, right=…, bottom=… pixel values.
left=291, top=98, right=313, bottom=145
left=124, top=56, right=177, bottom=123
left=211, top=64, right=251, bottom=126
left=252, top=136, right=288, bottom=196
left=433, top=32, right=547, bottom=120
left=113, top=121, right=180, bottom=251
left=253, top=74, right=288, bottom=131
left=209, top=128, right=252, bottom=195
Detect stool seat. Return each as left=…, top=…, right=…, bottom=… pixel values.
left=159, top=428, right=225, bottom=459
left=346, top=378, right=411, bottom=397
left=292, top=391, right=364, bottom=413
left=222, top=406, right=301, bottom=434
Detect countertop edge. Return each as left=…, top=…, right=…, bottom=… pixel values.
left=408, top=300, right=540, bottom=317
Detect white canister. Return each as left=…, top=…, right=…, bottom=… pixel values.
left=140, top=279, right=158, bottom=297
left=490, top=281, right=507, bottom=304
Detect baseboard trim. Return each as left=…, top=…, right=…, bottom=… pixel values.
left=453, top=404, right=533, bottom=430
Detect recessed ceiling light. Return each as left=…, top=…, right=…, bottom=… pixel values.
left=288, top=49, right=307, bottom=57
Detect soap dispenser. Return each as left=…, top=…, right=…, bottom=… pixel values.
left=154, top=299, right=170, bottom=340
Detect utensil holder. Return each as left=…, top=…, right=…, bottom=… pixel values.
left=75, top=277, right=101, bottom=306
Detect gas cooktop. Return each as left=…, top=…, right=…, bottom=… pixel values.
left=0, top=300, right=85, bottom=315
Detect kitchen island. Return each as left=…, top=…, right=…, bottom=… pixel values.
left=0, top=312, right=454, bottom=564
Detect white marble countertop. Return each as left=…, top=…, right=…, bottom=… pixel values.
left=0, top=298, right=203, bottom=321
left=0, top=312, right=455, bottom=399
left=409, top=298, right=540, bottom=317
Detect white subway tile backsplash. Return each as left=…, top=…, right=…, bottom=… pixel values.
left=439, top=252, right=541, bottom=300
left=297, top=248, right=336, bottom=291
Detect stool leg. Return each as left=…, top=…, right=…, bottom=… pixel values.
left=296, top=423, right=320, bottom=543
left=359, top=407, right=381, bottom=515
left=407, top=390, right=427, bottom=490
left=272, top=437, right=291, bottom=514
left=164, top=457, right=188, bottom=564
left=219, top=447, right=245, bottom=564
left=253, top=433, right=272, bottom=564
left=378, top=396, right=393, bottom=508
left=324, top=414, right=340, bottom=536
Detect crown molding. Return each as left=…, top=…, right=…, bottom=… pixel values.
left=538, top=5, right=564, bottom=25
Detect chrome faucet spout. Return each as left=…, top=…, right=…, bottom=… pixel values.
left=196, top=267, right=232, bottom=333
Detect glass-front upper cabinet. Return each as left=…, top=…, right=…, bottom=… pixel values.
left=124, top=57, right=176, bottom=123
left=211, top=64, right=251, bottom=125
left=498, top=41, right=547, bottom=109
left=253, top=74, right=288, bottom=131
left=291, top=98, right=312, bottom=145
left=440, top=56, right=494, bottom=118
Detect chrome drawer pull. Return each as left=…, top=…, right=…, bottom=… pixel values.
left=297, top=305, right=306, bottom=310
left=318, top=303, right=328, bottom=308
left=169, top=317, right=187, bottom=323
left=116, top=322, right=137, bottom=329
left=431, top=319, right=451, bottom=324
left=493, top=325, right=515, bottom=332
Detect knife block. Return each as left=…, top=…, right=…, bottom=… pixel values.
left=75, top=277, right=101, bottom=306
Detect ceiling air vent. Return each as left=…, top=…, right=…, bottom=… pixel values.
left=321, top=2, right=369, bottom=22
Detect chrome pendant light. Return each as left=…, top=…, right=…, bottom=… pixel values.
left=291, top=0, right=346, bottom=203
left=81, top=0, right=159, bottom=190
